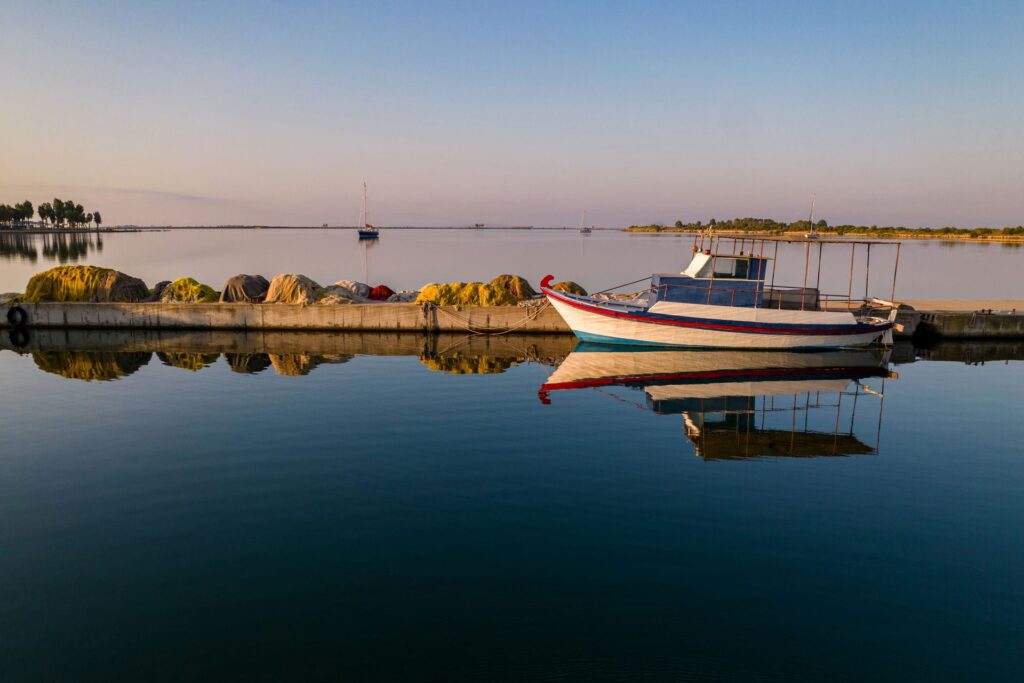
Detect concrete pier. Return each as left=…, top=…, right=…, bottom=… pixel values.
left=3, top=300, right=1023, bottom=339
left=1, top=301, right=568, bottom=334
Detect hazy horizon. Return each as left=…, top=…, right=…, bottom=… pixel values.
left=2, top=1, right=1022, bottom=228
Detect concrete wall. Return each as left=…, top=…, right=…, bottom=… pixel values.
left=4, top=302, right=1023, bottom=339
left=2, top=302, right=571, bottom=333
left=915, top=311, right=1024, bottom=339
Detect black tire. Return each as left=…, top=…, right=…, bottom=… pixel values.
left=6, top=306, right=28, bottom=328
left=9, top=327, right=29, bottom=349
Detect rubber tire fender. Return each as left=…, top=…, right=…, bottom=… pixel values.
left=6, top=306, right=28, bottom=328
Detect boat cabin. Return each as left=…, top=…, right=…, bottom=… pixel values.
left=650, top=251, right=820, bottom=310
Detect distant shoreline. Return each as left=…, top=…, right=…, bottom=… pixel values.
left=625, top=226, right=1024, bottom=244
left=0, top=225, right=607, bottom=234
left=3, top=224, right=1023, bottom=243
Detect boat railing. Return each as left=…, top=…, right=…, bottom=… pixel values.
left=654, top=281, right=879, bottom=312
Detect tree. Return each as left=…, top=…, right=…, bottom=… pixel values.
left=38, top=202, right=52, bottom=226
left=674, top=220, right=684, bottom=228
left=52, top=198, right=65, bottom=227
left=93, top=210, right=102, bottom=229
left=14, top=200, right=33, bottom=224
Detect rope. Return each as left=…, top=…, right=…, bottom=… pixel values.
left=591, top=276, right=651, bottom=295
left=427, top=299, right=552, bottom=336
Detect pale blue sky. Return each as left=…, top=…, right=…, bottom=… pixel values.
left=1, top=0, right=1021, bottom=227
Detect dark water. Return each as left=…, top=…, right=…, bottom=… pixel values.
left=2, top=228, right=1023, bottom=299
left=1, top=331, right=1022, bottom=681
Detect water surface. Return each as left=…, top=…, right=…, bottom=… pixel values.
left=2, top=228, right=1022, bottom=299
left=1, top=332, right=1022, bottom=680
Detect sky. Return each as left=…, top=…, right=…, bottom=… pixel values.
left=1, top=0, right=1022, bottom=228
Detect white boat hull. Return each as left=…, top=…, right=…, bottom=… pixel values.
left=543, top=282, right=892, bottom=350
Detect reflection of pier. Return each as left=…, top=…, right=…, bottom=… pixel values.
left=540, top=345, right=894, bottom=460
left=0, top=330, right=576, bottom=381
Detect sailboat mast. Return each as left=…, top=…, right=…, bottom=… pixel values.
left=363, top=182, right=369, bottom=228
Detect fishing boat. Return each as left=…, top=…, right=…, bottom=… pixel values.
left=357, top=182, right=379, bottom=240
left=539, top=345, right=894, bottom=459
left=541, top=233, right=902, bottom=349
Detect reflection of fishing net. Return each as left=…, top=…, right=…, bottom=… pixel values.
left=157, top=352, right=220, bottom=371
left=269, top=353, right=353, bottom=376
left=419, top=354, right=519, bottom=374
left=32, top=350, right=152, bottom=381
left=225, top=353, right=273, bottom=374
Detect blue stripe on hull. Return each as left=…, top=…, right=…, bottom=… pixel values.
left=572, top=330, right=865, bottom=350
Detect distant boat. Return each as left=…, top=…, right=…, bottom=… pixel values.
left=804, top=193, right=820, bottom=239
left=473, top=223, right=485, bottom=229
left=357, top=182, right=379, bottom=239
left=578, top=210, right=592, bottom=234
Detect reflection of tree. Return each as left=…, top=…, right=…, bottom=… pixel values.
left=40, top=232, right=103, bottom=263
left=1, top=232, right=104, bottom=264
left=32, top=350, right=152, bottom=381
left=0, top=232, right=39, bottom=262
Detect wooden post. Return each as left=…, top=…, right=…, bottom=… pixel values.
left=815, top=241, right=824, bottom=292
left=847, top=243, right=855, bottom=309
left=769, top=240, right=779, bottom=308
left=864, top=243, right=871, bottom=299
left=801, top=240, right=811, bottom=311
left=890, top=242, right=901, bottom=302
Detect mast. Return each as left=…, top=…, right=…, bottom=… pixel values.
left=363, top=181, right=370, bottom=229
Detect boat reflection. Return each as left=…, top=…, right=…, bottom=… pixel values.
left=540, top=344, right=896, bottom=459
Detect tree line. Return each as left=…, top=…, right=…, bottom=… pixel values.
left=0, top=198, right=102, bottom=229
left=628, top=217, right=1024, bottom=239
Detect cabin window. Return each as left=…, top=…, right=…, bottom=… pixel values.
left=697, top=257, right=751, bottom=279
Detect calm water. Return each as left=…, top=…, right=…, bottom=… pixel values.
left=2, top=228, right=1024, bottom=299
left=1, top=330, right=1022, bottom=681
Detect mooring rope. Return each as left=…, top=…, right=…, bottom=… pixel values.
left=591, top=276, right=651, bottom=296
left=429, top=299, right=551, bottom=336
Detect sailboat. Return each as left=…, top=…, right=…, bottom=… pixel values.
left=804, top=194, right=820, bottom=239
left=357, top=182, right=379, bottom=239
left=578, top=210, right=592, bottom=234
